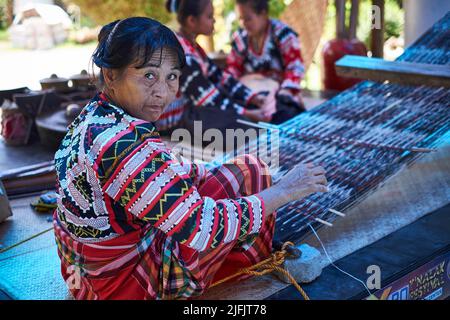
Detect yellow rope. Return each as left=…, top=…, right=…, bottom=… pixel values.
left=0, top=227, right=54, bottom=254
left=210, top=241, right=310, bottom=300
left=0, top=230, right=311, bottom=300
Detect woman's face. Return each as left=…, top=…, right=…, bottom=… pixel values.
left=192, top=0, right=215, bottom=36
left=236, top=3, right=268, bottom=37
left=105, top=48, right=181, bottom=122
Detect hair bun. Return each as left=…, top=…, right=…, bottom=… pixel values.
left=166, top=0, right=180, bottom=13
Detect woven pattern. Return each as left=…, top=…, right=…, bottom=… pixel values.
left=281, top=0, right=328, bottom=71
left=217, top=12, right=450, bottom=243
left=0, top=196, right=69, bottom=300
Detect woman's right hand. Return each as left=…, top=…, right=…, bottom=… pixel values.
left=244, top=108, right=272, bottom=123
left=276, top=163, right=328, bottom=202
left=257, top=162, right=328, bottom=215
left=258, top=162, right=328, bottom=215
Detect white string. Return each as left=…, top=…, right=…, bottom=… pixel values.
left=307, top=223, right=372, bottom=297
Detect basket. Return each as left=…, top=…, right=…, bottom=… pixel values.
left=281, top=0, right=328, bottom=72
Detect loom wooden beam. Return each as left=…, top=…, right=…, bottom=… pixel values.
left=335, top=55, right=450, bottom=88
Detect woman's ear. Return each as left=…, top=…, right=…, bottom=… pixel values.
left=185, top=15, right=197, bottom=31
left=102, top=68, right=115, bottom=89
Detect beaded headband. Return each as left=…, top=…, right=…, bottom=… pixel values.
left=106, top=19, right=123, bottom=48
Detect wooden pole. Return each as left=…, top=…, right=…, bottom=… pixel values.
left=349, top=0, right=360, bottom=39
left=371, top=0, right=385, bottom=58
left=335, top=0, right=347, bottom=39
left=204, top=34, right=215, bottom=53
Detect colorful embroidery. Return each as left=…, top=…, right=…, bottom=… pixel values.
left=54, top=94, right=271, bottom=299
left=226, top=19, right=305, bottom=99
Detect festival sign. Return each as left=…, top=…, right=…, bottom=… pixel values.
left=368, top=251, right=450, bottom=300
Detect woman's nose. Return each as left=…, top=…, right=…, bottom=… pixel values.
left=152, top=81, right=169, bottom=99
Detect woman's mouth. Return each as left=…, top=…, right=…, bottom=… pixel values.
left=144, top=105, right=164, bottom=112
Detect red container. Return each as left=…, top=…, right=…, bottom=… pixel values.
left=322, top=38, right=368, bottom=91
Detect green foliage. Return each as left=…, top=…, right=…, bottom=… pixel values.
left=384, top=1, right=403, bottom=39
left=223, top=0, right=288, bottom=19
left=0, top=0, right=6, bottom=30
left=357, top=0, right=404, bottom=48
left=64, top=0, right=172, bottom=25
left=268, top=0, right=287, bottom=18
left=80, top=15, right=96, bottom=28
left=0, top=28, right=7, bottom=41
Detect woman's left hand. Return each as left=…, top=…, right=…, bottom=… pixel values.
left=277, top=89, right=304, bottom=106
left=245, top=109, right=272, bottom=123
left=249, top=92, right=268, bottom=108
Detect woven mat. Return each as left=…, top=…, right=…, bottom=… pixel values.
left=0, top=195, right=70, bottom=300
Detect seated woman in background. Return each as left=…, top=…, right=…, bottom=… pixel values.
left=156, top=0, right=274, bottom=137
left=226, top=0, right=306, bottom=124
left=53, top=17, right=328, bottom=300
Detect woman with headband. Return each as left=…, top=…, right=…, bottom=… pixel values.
left=53, top=16, right=328, bottom=300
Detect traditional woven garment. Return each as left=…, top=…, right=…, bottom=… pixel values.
left=219, top=12, right=450, bottom=244
left=155, top=33, right=256, bottom=131
left=226, top=19, right=305, bottom=100
left=53, top=93, right=275, bottom=299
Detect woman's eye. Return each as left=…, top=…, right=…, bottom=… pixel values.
left=145, top=73, right=155, bottom=80
left=167, top=73, right=178, bottom=81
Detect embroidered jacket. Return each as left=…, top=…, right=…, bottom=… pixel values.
left=226, top=19, right=305, bottom=98
left=53, top=94, right=266, bottom=299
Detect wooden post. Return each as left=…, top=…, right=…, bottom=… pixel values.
left=371, top=0, right=385, bottom=58
left=335, top=0, right=347, bottom=39
left=349, top=0, right=360, bottom=39
left=204, top=35, right=215, bottom=53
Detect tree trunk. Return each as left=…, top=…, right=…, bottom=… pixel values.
left=6, top=0, right=14, bottom=26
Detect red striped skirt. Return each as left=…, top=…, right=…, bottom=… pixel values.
left=54, top=154, right=276, bottom=299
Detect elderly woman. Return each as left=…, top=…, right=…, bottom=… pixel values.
left=53, top=17, right=327, bottom=300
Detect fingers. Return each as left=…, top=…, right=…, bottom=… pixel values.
left=313, top=184, right=329, bottom=193
left=311, top=166, right=326, bottom=176
left=312, top=174, right=328, bottom=186
left=300, top=163, right=326, bottom=177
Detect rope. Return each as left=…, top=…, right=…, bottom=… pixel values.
left=0, top=227, right=53, bottom=254
left=210, top=241, right=310, bottom=300
left=0, top=230, right=311, bottom=300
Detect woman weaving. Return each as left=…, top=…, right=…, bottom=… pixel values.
left=226, top=0, right=306, bottom=124
left=53, top=17, right=328, bottom=300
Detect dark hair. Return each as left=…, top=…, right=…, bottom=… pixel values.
left=92, top=17, right=185, bottom=84
left=166, top=0, right=209, bottom=24
left=236, top=0, right=269, bottom=14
